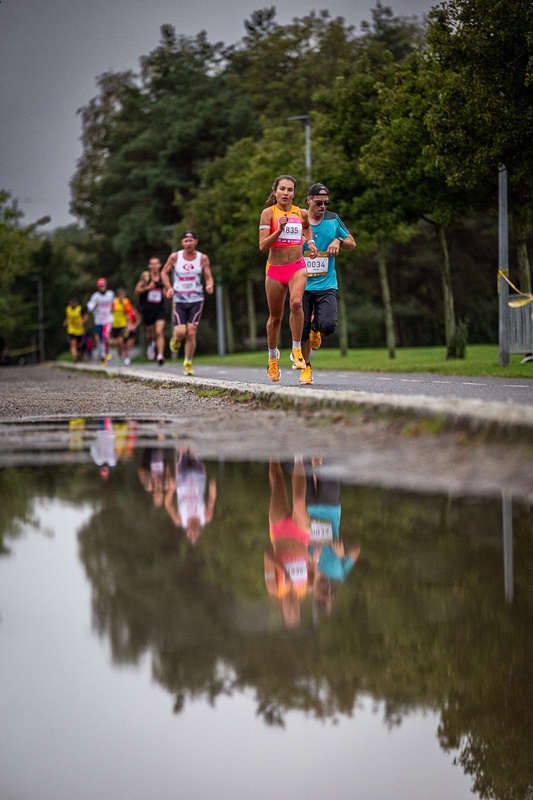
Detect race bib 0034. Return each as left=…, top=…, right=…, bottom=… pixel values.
left=305, top=253, right=329, bottom=277
left=147, top=289, right=162, bottom=303
left=310, top=519, right=333, bottom=542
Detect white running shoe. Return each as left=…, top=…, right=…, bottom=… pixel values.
left=124, top=357, right=131, bottom=366
left=146, top=342, right=156, bottom=361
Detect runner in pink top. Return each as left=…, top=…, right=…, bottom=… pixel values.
left=264, top=457, right=312, bottom=628
left=259, top=175, right=318, bottom=383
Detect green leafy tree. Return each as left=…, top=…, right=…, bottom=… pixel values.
left=226, top=8, right=358, bottom=120
left=426, top=0, right=533, bottom=293
left=359, top=53, right=476, bottom=355
left=36, top=225, right=103, bottom=358
left=0, top=191, right=50, bottom=353
left=313, top=3, right=426, bottom=357
left=177, top=127, right=310, bottom=351
left=71, top=25, right=260, bottom=277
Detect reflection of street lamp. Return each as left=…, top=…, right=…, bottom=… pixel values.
left=502, top=492, right=513, bottom=604
left=287, top=115, right=311, bottom=184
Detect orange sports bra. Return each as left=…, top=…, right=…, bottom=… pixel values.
left=269, top=205, right=304, bottom=249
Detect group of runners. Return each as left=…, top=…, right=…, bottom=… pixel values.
left=64, top=231, right=213, bottom=375
left=64, top=176, right=354, bottom=383
left=64, top=280, right=138, bottom=366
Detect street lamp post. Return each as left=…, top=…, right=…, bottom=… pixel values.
left=498, top=164, right=510, bottom=366
left=31, top=275, right=45, bottom=363
left=287, top=115, right=311, bottom=184
left=216, top=283, right=225, bottom=358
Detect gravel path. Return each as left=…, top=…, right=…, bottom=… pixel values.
left=1, top=364, right=533, bottom=499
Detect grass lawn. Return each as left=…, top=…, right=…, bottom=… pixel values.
left=193, top=344, right=533, bottom=379
left=57, top=343, right=533, bottom=379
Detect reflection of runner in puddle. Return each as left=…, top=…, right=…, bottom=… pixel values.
left=264, top=457, right=312, bottom=628
left=137, top=445, right=172, bottom=508
left=114, top=420, right=137, bottom=462
left=165, top=448, right=217, bottom=545
left=69, top=418, right=85, bottom=451
left=90, top=417, right=117, bottom=480
left=306, top=456, right=360, bottom=615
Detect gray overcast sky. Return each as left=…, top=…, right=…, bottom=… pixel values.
left=0, top=0, right=435, bottom=230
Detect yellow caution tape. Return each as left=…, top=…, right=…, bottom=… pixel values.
left=7, top=344, right=41, bottom=356
left=498, top=269, right=533, bottom=306
left=509, top=296, right=533, bottom=307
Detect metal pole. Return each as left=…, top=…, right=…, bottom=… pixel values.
left=305, top=118, right=311, bottom=184
left=31, top=275, right=45, bottom=362
left=498, top=164, right=510, bottom=366
left=216, top=283, right=225, bottom=358
left=37, top=276, right=45, bottom=362
left=502, top=493, right=513, bottom=604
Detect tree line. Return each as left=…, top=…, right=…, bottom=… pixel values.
left=1, top=0, right=533, bottom=359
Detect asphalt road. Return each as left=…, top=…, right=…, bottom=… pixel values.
left=133, top=358, right=533, bottom=407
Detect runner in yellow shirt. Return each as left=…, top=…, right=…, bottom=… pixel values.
left=63, top=297, right=88, bottom=362
left=111, top=288, right=135, bottom=366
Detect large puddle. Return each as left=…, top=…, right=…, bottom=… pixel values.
left=0, top=418, right=532, bottom=800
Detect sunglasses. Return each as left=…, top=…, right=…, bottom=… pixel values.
left=312, top=198, right=330, bottom=207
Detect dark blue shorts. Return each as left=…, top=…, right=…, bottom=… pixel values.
left=302, top=289, right=338, bottom=342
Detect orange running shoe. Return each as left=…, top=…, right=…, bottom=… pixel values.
left=291, top=347, right=305, bottom=370
left=309, top=329, right=321, bottom=351
left=299, top=364, right=313, bottom=384
left=267, top=349, right=280, bottom=382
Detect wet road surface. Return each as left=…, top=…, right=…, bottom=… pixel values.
left=127, top=359, right=533, bottom=405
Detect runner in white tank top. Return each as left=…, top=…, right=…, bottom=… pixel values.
left=161, top=230, right=214, bottom=376
left=164, top=448, right=217, bottom=546
left=87, top=278, right=115, bottom=364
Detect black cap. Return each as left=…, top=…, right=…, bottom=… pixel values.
left=181, top=229, right=197, bottom=239
left=307, top=183, right=329, bottom=197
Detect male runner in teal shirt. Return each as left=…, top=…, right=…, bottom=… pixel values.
left=299, top=183, right=356, bottom=384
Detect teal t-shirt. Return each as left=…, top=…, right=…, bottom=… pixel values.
left=317, top=546, right=355, bottom=583
left=307, top=504, right=341, bottom=539
left=303, top=211, right=350, bottom=292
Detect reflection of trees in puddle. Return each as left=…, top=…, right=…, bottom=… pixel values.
left=5, top=451, right=529, bottom=799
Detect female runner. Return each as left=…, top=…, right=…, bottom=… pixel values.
left=259, top=174, right=317, bottom=382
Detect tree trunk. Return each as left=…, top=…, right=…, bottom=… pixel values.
left=513, top=210, right=532, bottom=295
left=376, top=238, right=396, bottom=359
left=437, top=223, right=456, bottom=351
left=246, top=277, right=257, bottom=351
left=336, top=264, right=349, bottom=356
left=223, top=285, right=235, bottom=354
